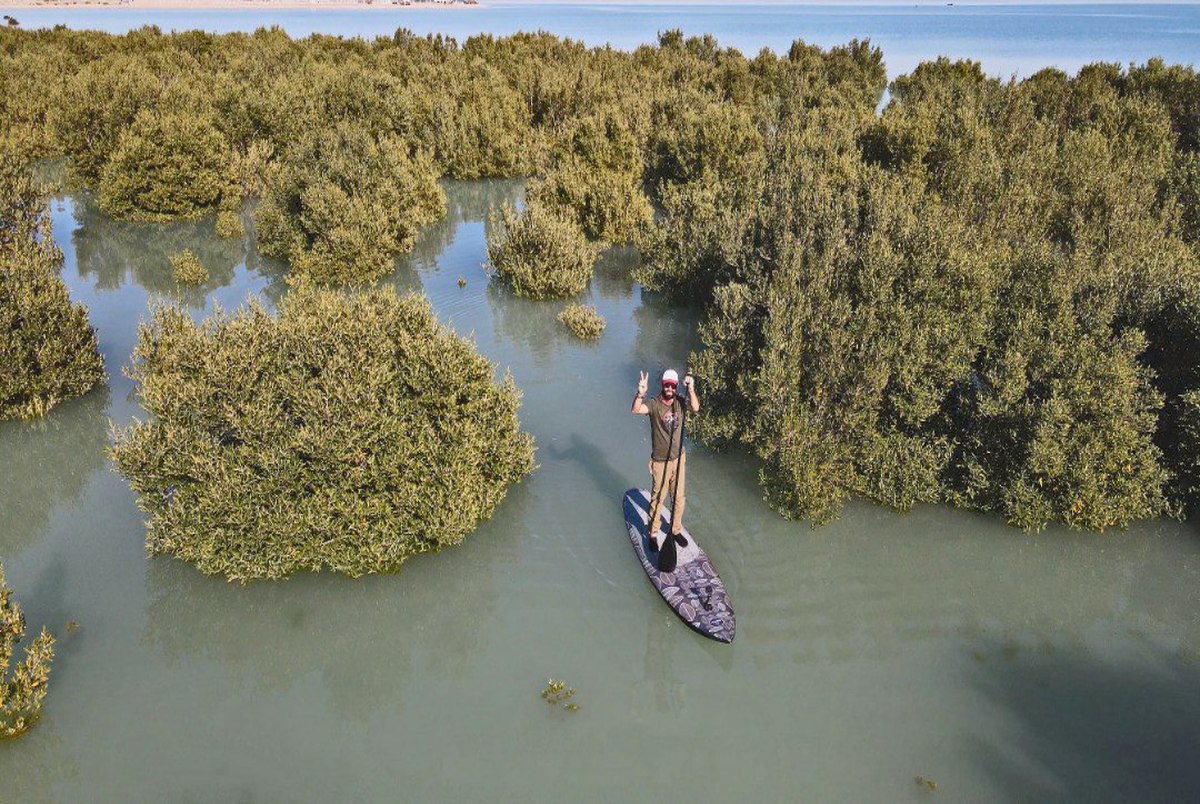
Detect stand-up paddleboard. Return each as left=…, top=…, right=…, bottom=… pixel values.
left=623, top=488, right=735, bottom=643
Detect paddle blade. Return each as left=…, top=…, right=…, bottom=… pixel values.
left=657, top=529, right=677, bottom=572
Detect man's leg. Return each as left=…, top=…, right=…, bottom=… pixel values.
left=669, top=452, right=686, bottom=539
left=647, top=460, right=669, bottom=547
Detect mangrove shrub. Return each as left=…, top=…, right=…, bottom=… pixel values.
left=0, top=136, right=104, bottom=421
left=96, top=109, right=231, bottom=222
left=48, top=52, right=163, bottom=185
left=0, top=561, right=55, bottom=739
left=8, top=24, right=1200, bottom=528
left=254, top=124, right=445, bottom=285
left=110, top=285, right=536, bottom=582
left=527, top=108, right=653, bottom=244
left=214, top=209, right=245, bottom=240
left=681, top=60, right=1195, bottom=530
left=487, top=202, right=598, bottom=299
left=170, top=250, right=207, bottom=285
left=557, top=303, right=606, bottom=340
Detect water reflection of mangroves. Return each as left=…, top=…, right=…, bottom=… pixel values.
left=240, top=206, right=291, bottom=308
left=592, top=244, right=638, bottom=302
left=70, top=192, right=248, bottom=307
left=486, top=244, right=636, bottom=363
left=450, top=178, right=524, bottom=226
left=406, top=179, right=523, bottom=272
left=141, top=482, right=532, bottom=724
left=631, top=288, right=701, bottom=368
left=485, top=281, right=568, bottom=367
left=0, top=387, right=110, bottom=557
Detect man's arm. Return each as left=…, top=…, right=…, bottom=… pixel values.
left=684, top=374, right=700, bottom=413
left=632, top=370, right=650, bottom=415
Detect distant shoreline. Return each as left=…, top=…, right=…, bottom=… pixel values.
left=0, top=0, right=482, bottom=9
left=2, top=0, right=1194, bottom=11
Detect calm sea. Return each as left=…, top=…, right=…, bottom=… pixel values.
left=9, top=2, right=1200, bottom=77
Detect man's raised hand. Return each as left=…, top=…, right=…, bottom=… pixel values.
left=638, top=371, right=648, bottom=396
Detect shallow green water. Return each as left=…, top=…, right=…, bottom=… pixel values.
left=1, top=181, right=1199, bottom=802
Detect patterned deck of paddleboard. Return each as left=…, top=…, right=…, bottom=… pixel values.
left=623, top=488, right=735, bottom=643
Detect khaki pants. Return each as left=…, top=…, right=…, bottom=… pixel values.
left=647, top=452, right=686, bottom=537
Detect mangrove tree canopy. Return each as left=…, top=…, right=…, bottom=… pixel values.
left=97, top=109, right=232, bottom=223
left=5, top=24, right=1200, bottom=530
left=0, top=135, right=104, bottom=421
left=254, top=123, right=445, bottom=285
left=486, top=201, right=598, bottom=299
left=109, top=285, right=536, bottom=581
left=0, top=561, right=55, bottom=740
left=664, top=59, right=1200, bottom=530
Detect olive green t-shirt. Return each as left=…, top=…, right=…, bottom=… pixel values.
left=647, top=395, right=684, bottom=461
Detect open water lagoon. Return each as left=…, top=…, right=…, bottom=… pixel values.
left=11, top=3, right=1200, bottom=78
left=1, top=181, right=1199, bottom=801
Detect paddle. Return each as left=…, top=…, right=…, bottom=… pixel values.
left=657, top=373, right=689, bottom=574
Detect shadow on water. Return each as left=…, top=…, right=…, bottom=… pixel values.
left=966, top=637, right=1200, bottom=801
left=140, top=479, right=534, bottom=726
left=544, top=433, right=630, bottom=502
left=631, top=609, right=686, bottom=717
left=0, top=387, right=111, bottom=558
left=485, top=281, right=572, bottom=368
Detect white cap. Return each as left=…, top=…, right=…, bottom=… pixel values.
left=661, top=369, right=679, bottom=385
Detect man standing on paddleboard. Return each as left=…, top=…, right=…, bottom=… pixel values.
left=631, top=369, right=700, bottom=552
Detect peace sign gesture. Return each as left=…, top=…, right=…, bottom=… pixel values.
left=637, top=371, right=649, bottom=396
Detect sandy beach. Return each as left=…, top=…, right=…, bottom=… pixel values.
left=0, top=0, right=481, bottom=10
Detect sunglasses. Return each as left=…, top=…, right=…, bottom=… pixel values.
left=662, top=381, right=677, bottom=388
